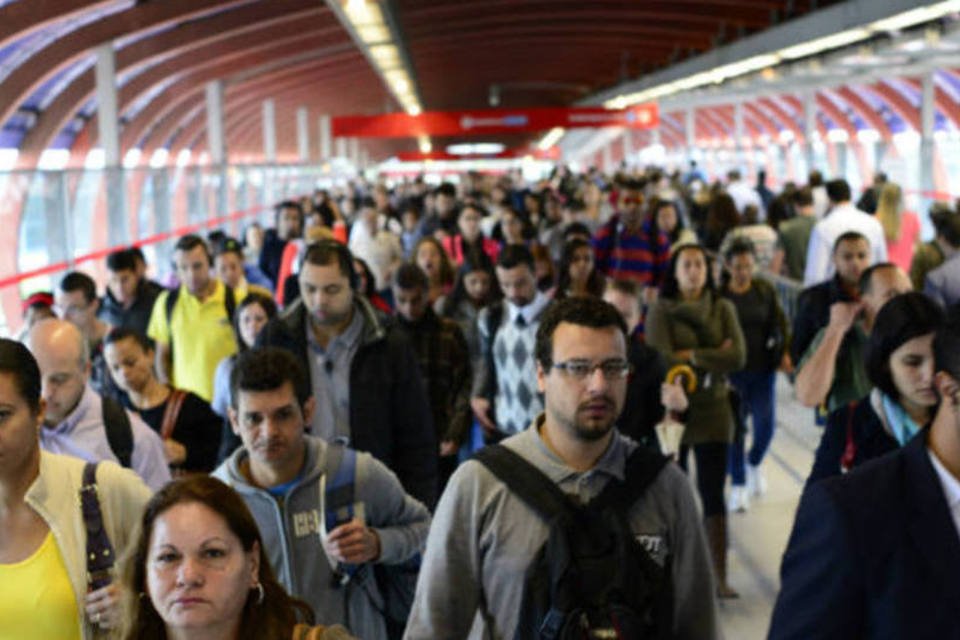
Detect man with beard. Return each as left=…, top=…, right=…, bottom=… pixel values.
left=257, top=240, right=437, bottom=509
left=406, top=297, right=718, bottom=640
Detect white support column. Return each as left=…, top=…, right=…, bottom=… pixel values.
left=349, top=137, right=360, bottom=167
left=733, top=101, right=745, bottom=171
left=360, top=149, right=369, bottom=170
left=602, top=141, right=614, bottom=173
left=685, top=106, right=696, bottom=164
left=920, top=71, right=936, bottom=200
left=336, top=137, right=347, bottom=159
left=95, top=43, right=127, bottom=245
left=296, top=107, right=310, bottom=163
left=319, top=114, right=332, bottom=161
left=262, top=99, right=277, bottom=163
left=205, top=80, right=228, bottom=219
left=622, top=129, right=632, bottom=166
left=803, top=90, right=817, bottom=175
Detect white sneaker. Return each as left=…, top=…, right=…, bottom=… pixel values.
left=746, top=464, right=767, bottom=497
left=728, top=485, right=750, bottom=513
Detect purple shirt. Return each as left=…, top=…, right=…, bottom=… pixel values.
left=39, top=385, right=171, bottom=491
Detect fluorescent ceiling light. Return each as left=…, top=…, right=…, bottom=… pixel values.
left=447, top=143, right=506, bottom=155
left=538, top=127, right=565, bottom=150
left=407, top=105, right=422, bottom=116
left=778, top=129, right=795, bottom=143
left=358, top=24, right=390, bottom=44
left=777, top=29, right=870, bottom=60
left=38, top=149, right=70, bottom=171
left=344, top=0, right=383, bottom=26
left=85, top=148, right=106, bottom=170
left=369, top=44, right=400, bottom=67
left=123, top=148, right=142, bottom=169
left=826, top=128, right=849, bottom=143
left=871, top=1, right=960, bottom=32
left=857, top=128, right=881, bottom=143
left=176, top=150, right=192, bottom=167
left=149, top=148, right=169, bottom=168
left=0, top=148, right=19, bottom=171
left=418, top=135, right=432, bottom=153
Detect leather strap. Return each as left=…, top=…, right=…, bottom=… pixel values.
left=80, top=463, right=117, bottom=590
left=160, top=388, right=188, bottom=440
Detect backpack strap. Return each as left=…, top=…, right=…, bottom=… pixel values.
left=473, top=444, right=577, bottom=522
left=324, top=445, right=360, bottom=580
left=164, top=286, right=180, bottom=331
left=100, top=395, right=133, bottom=468
left=80, top=463, right=118, bottom=590
left=591, top=446, right=669, bottom=511
left=224, top=285, right=236, bottom=320
left=159, top=388, right=188, bottom=441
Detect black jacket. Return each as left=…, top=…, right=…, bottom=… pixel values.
left=770, top=430, right=960, bottom=639
left=98, top=278, right=163, bottom=336
left=617, top=335, right=668, bottom=451
left=258, top=296, right=438, bottom=508
left=790, top=273, right=857, bottom=364
left=807, top=394, right=899, bottom=487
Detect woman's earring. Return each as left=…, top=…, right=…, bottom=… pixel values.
left=252, top=582, right=265, bottom=606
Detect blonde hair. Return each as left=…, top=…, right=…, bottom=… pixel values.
left=875, top=182, right=903, bottom=241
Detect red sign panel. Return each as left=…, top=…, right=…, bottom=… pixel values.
left=332, top=104, right=658, bottom=138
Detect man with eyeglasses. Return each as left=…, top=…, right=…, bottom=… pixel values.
left=407, top=297, right=719, bottom=639
left=592, top=179, right=671, bottom=306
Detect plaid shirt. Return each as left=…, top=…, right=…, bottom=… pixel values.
left=394, top=308, right=473, bottom=445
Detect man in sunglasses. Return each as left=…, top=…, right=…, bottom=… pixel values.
left=407, top=297, right=718, bottom=640
left=592, top=179, right=672, bottom=306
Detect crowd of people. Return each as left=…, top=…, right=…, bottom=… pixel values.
left=4, top=162, right=960, bottom=639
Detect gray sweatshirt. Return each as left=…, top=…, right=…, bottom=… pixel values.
left=212, top=436, right=431, bottom=640
left=404, top=420, right=721, bottom=640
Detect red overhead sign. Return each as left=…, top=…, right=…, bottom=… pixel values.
left=394, top=147, right=561, bottom=162
left=332, top=104, right=658, bottom=138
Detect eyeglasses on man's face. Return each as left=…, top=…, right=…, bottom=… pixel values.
left=547, top=358, right=632, bottom=381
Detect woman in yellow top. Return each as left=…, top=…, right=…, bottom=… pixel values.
left=0, top=337, right=151, bottom=639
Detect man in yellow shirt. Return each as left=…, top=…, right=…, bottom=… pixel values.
left=147, top=235, right=237, bottom=402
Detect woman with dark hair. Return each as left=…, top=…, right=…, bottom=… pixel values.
left=104, top=329, right=222, bottom=473
left=807, top=292, right=944, bottom=485
left=442, top=204, right=500, bottom=266
left=555, top=238, right=605, bottom=300
left=117, top=475, right=353, bottom=639
left=352, top=256, right=393, bottom=314
left=646, top=243, right=747, bottom=598
left=439, top=250, right=502, bottom=372
left=720, top=238, right=791, bottom=512
left=649, top=199, right=696, bottom=253
left=211, top=293, right=278, bottom=463
left=413, top=236, right=455, bottom=305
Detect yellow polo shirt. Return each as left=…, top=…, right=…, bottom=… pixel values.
left=147, top=280, right=238, bottom=402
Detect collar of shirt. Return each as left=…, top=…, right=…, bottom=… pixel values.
left=306, top=303, right=365, bottom=357
left=508, top=290, right=550, bottom=326
left=49, top=384, right=96, bottom=435
left=512, top=414, right=627, bottom=485
left=927, top=447, right=960, bottom=514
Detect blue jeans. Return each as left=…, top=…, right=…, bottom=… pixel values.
left=728, top=370, right=777, bottom=486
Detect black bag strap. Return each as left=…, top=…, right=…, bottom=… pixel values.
left=224, top=284, right=236, bottom=320
left=80, top=463, right=117, bottom=590
left=164, top=286, right=180, bottom=330
left=474, top=445, right=579, bottom=521
left=100, top=395, right=133, bottom=468
left=591, top=446, right=669, bottom=512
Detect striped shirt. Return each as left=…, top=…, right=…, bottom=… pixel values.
left=593, top=216, right=671, bottom=287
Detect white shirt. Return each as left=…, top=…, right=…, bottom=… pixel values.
left=349, top=227, right=403, bottom=290
left=802, top=202, right=887, bottom=286
left=927, top=448, right=960, bottom=544
left=726, top=180, right=766, bottom=221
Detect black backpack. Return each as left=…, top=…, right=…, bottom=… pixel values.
left=474, top=444, right=672, bottom=640
left=100, top=395, right=133, bottom=468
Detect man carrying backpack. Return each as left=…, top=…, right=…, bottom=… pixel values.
left=405, top=297, right=719, bottom=640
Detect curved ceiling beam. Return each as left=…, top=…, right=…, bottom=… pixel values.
left=900, top=77, right=960, bottom=130
left=411, top=31, right=709, bottom=52
left=0, top=0, right=114, bottom=50
left=752, top=98, right=803, bottom=140
left=816, top=94, right=857, bottom=138
left=834, top=86, right=893, bottom=140
left=744, top=103, right=781, bottom=138
left=867, top=81, right=921, bottom=130
left=405, top=0, right=783, bottom=22
left=16, top=1, right=324, bottom=167
left=0, top=0, right=251, bottom=134
left=782, top=94, right=829, bottom=140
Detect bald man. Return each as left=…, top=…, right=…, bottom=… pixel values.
left=26, top=319, right=169, bottom=491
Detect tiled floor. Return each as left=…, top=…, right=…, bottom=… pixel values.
left=718, top=374, right=818, bottom=639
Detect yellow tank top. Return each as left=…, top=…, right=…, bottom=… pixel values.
left=0, top=531, right=82, bottom=640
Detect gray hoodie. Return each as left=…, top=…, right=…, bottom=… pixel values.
left=212, top=435, right=431, bottom=640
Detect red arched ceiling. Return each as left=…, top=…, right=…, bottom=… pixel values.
left=867, top=81, right=921, bottom=130
left=900, top=76, right=960, bottom=129
left=833, top=86, right=893, bottom=140
left=15, top=0, right=321, bottom=167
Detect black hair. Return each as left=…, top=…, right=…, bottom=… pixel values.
left=59, top=271, right=97, bottom=304
left=129, top=246, right=146, bottom=265
left=606, top=278, right=640, bottom=299
left=496, top=243, right=535, bottom=272
left=301, top=240, right=357, bottom=289
left=230, top=347, right=310, bottom=410
left=562, top=222, right=593, bottom=241
left=0, top=338, right=42, bottom=415
left=649, top=199, right=685, bottom=244
left=723, top=236, right=756, bottom=262
left=659, top=243, right=714, bottom=300
left=793, top=187, right=814, bottom=207
left=858, top=262, right=898, bottom=296
left=103, top=327, right=154, bottom=353
left=215, top=237, right=244, bottom=259
left=534, top=297, right=628, bottom=368
left=358, top=196, right=377, bottom=210
left=439, top=250, right=502, bottom=317
left=555, top=238, right=605, bottom=300
left=174, top=234, right=212, bottom=262
left=931, top=206, right=960, bottom=248
left=435, top=182, right=457, bottom=198
left=106, top=249, right=138, bottom=273
left=826, top=179, right=852, bottom=203
left=934, top=303, right=960, bottom=380
left=352, top=257, right=377, bottom=298
left=865, top=292, right=944, bottom=400
left=833, top=230, right=869, bottom=253
left=234, top=293, right=278, bottom=353
left=393, top=262, right=429, bottom=291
